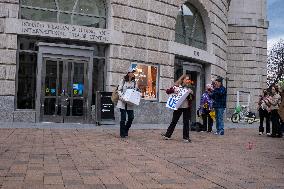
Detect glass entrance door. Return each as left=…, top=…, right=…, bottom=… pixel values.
left=41, top=58, right=88, bottom=123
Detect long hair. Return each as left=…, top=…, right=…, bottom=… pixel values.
left=124, top=73, right=135, bottom=82
left=174, top=74, right=189, bottom=86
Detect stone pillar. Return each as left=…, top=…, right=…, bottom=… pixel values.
left=0, top=0, right=19, bottom=121
left=227, top=0, right=268, bottom=115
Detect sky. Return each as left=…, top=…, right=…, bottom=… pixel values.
left=267, top=0, right=284, bottom=50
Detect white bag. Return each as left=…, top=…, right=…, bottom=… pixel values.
left=123, top=89, right=141, bottom=105
left=166, top=87, right=190, bottom=110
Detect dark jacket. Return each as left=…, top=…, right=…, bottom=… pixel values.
left=210, top=86, right=227, bottom=108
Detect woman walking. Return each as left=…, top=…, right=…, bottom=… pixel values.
left=117, top=67, right=137, bottom=138
left=162, top=74, right=194, bottom=142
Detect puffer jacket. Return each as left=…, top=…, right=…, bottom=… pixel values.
left=116, top=78, right=137, bottom=110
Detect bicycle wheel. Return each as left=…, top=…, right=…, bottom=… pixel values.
left=231, top=113, right=240, bottom=123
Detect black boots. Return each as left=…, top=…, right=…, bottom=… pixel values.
left=120, top=121, right=126, bottom=138
left=120, top=120, right=133, bottom=138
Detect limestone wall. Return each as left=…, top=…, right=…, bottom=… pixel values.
left=108, top=0, right=229, bottom=123
left=227, top=0, right=268, bottom=114
left=108, top=0, right=229, bottom=95
left=0, top=0, right=18, bottom=121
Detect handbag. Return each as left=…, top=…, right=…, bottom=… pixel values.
left=111, top=87, right=119, bottom=105
left=111, top=80, right=125, bottom=105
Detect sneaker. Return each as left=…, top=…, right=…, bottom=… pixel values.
left=266, top=133, right=271, bottom=136
left=259, top=132, right=263, bottom=135
left=161, top=133, right=171, bottom=140
left=183, top=138, right=191, bottom=143
left=214, top=132, right=219, bottom=135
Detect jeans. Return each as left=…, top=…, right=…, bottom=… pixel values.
left=215, top=108, right=225, bottom=134
left=120, top=109, right=134, bottom=137
left=165, top=108, right=190, bottom=139
left=258, top=108, right=270, bottom=133
left=270, top=109, right=282, bottom=136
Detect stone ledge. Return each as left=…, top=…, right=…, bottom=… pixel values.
left=13, top=110, right=36, bottom=123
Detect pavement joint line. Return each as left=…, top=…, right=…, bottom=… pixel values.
left=101, top=129, right=246, bottom=189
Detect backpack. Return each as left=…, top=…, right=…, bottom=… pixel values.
left=111, top=80, right=125, bottom=105
left=190, top=122, right=203, bottom=132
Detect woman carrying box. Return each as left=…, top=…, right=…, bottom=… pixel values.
left=162, top=74, right=194, bottom=142
left=117, top=67, right=137, bottom=138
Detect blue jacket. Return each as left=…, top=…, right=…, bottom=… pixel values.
left=210, top=86, right=227, bottom=108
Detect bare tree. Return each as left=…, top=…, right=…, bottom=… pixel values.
left=267, top=39, right=284, bottom=86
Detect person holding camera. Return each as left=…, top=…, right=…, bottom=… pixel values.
left=210, top=77, right=227, bottom=135
left=117, top=67, right=137, bottom=138
left=257, top=89, right=271, bottom=135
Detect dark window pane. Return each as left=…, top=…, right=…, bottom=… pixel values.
left=19, top=37, right=37, bottom=51
left=21, top=0, right=56, bottom=9
left=73, top=15, right=103, bottom=28
left=75, top=0, right=106, bottom=17
left=21, top=8, right=57, bottom=22
left=92, top=58, right=105, bottom=105
left=59, top=13, right=71, bottom=24
left=175, top=3, right=206, bottom=50
left=44, top=98, right=56, bottom=115
left=57, top=0, right=76, bottom=11
left=45, top=60, right=57, bottom=97
left=72, top=63, right=85, bottom=97
left=72, top=99, right=83, bottom=116
left=17, top=52, right=37, bottom=109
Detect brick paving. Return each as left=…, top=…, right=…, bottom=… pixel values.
left=0, top=127, right=283, bottom=189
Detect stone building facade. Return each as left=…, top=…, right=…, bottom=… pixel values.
left=0, top=0, right=268, bottom=124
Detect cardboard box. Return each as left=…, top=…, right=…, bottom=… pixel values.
left=166, top=87, right=190, bottom=110
left=123, top=89, right=141, bottom=105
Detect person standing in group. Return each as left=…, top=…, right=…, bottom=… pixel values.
left=117, top=67, right=137, bottom=138
left=278, top=81, right=284, bottom=135
left=162, top=74, right=194, bottom=143
left=210, top=77, right=227, bottom=135
left=268, top=85, right=282, bottom=138
left=257, top=89, right=271, bottom=135
left=198, top=84, right=214, bottom=132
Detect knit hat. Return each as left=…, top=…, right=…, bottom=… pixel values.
left=215, top=76, right=223, bottom=83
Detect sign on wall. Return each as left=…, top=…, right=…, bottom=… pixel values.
left=5, top=18, right=113, bottom=43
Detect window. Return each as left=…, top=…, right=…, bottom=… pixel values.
left=17, top=38, right=37, bottom=109
left=132, top=63, right=158, bottom=100
left=20, top=0, right=106, bottom=28
left=175, top=3, right=206, bottom=50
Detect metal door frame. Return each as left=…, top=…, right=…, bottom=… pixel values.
left=40, top=58, right=89, bottom=123
left=36, top=42, right=94, bottom=123
left=183, top=62, right=205, bottom=123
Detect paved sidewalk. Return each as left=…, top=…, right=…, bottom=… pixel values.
left=0, top=121, right=258, bottom=129
left=0, top=123, right=283, bottom=189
